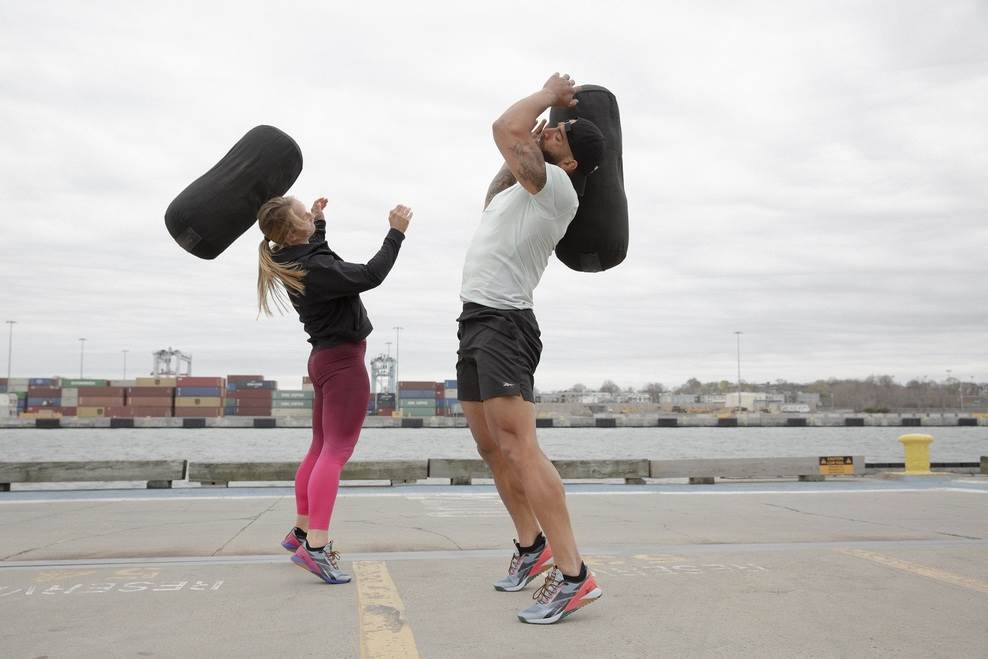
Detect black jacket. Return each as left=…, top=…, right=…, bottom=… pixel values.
left=273, top=219, right=404, bottom=348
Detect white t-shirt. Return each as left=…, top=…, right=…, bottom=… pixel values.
left=460, top=164, right=579, bottom=310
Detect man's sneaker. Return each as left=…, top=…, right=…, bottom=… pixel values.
left=291, top=541, right=352, bottom=584
left=517, top=566, right=602, bottom=624
left=494, top=539, right=553, bottom=592
left=281, top=528, right=305, bottom=552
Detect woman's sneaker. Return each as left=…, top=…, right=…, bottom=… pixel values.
left=517, top=566, right=602, bottom=624
left=291, top=541, right=352, bottom=584
left=281, top=528, right=305, bottom=552
left=494, top=538, right=554, bottom=592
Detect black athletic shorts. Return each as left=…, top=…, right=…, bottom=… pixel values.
left=456, top=302, right=542, bottom=403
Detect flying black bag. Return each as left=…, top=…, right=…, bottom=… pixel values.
left=164, top=125, right=303, bottom=259
left=549, top=85, right=627, bottom=272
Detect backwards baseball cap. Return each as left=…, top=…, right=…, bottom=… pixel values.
left=563, top=118, right=606, bottom=196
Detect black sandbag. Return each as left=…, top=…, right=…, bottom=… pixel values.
left=549, top=85, right=628, bottom=272
left=164, top=125, right=303, bottom=260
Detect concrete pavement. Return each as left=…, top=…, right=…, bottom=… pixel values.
left=2, top=478, right=987, bottom=658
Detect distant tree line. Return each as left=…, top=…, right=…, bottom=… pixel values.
left=563, top=376, right=985, bottom=411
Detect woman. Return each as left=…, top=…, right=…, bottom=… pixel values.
left=257, top=194, right=411, bottom=584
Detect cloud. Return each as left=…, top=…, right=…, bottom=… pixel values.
left=1, top=0, right=986, bottom=391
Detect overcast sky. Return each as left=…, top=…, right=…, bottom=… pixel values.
left=1, top=1, right=986, bottom=391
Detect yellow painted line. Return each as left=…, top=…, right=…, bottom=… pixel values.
left=839, top=548, right=988, bottom=594
left=353, top=561, right=420, bottom=659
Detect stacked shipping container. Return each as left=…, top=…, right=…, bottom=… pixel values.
left=25, top=378, right=61, bottom=416
left=1, top=378, right=28, bottom=415
left=174, top=376, right=224, bottom=417
left=121, top=377, right=176, bottom=417
left=225, top=375, right=276, bottom=416
left=272, top=378, right=313, bottom=418
left=437, top=379, right=463, bottom=416
left=2, top=374, right=463, bottom=419
left=398, top=381, right=439, bottom=417
left=372, top=392, right=396, bottom=416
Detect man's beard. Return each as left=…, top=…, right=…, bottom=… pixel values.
left=541, top=147, right=559, bottom=166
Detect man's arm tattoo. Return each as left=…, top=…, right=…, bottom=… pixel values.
left=485, top=165, right=517, bottom=208
left=511, top=141, right=547, bottom=192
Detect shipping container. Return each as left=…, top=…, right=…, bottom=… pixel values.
left=175, top=397, right=223, bottom=407
left=128, top=407, right=173, bottom=417
left=227, top=375, right=264, bottom=384
left=27, top=399, right=60, bottom=408
left=272, top=408, right=312, bottom=417
left=233, top=408, right=273, bottom=416
left=176, top=376, right=225, bottom=387
left=444, top=379, right=457, bottom=389
left=398, top=389, right=437, bottom=400
left=272, top=400, right=310, bottom=409
left=124, top=397, right=174, bottom=408
left=176, top=387, right=223, bottom=397
left=399, top=399, right=436, bottom=408
left=29, top=378, right=56, bottom=386
left=136, top=377, right=178, bottom=387
left=73, top=386, right=126, bottom=396
left=77, top=397, right=126, bottom=407
left=229, top=389, right=273, bottom=400
left=27, top=385, right=61, bottom=396
left=274, top=390, right=313, bottom=400
left=77, top=407, right=107, bottom=417
left=109, top=380, right=136, bottom=387
left=399, top=381, right=436, bottom=390
left=227, top=380, right=277, bottom=390
left=59, top=378, right=108, bottom=387
left=127, top=387, right=176, bottom=398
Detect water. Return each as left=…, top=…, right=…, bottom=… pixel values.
left=1, top=426, right=985, bottom=463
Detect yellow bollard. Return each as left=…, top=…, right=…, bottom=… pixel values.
left=898, top=433, right=934, bottom=475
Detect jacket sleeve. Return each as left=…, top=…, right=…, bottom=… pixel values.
left=308, top=218, right=327, bottom=245
left=304, top=229, right=405, bottom=300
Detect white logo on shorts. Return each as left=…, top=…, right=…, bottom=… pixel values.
left=502, top=382, right=515, bottom=388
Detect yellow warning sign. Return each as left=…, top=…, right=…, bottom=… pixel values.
left=819, top=456, right=855, bottom=475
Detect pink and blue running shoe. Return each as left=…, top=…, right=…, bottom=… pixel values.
left=281, top=528, right=305, bottom=552
left=291, top=541, right=352, bottom=584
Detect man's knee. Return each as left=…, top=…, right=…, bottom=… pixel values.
left=496, top=431, right=539, bottom=468
left=475, top=438, right=501, bottom=463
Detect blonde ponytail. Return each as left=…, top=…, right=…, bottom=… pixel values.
left=256, top=197, right=309, bottom=317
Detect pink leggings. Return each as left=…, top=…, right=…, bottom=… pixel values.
left=294, top=341, right=369, bottom=531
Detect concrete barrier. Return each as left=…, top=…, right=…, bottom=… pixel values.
left=4, top=413, right=986, bottom=430
left=428, top=459, right=650, bottom=485
left=0, top=460, right=187, bottom=490
left=981, top=456, right=987, bottom=475
left=649, top=457, right=866, bottom=484
left=186, top=460, right=428, bottom=487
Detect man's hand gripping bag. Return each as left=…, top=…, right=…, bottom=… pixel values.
left=550, top=86, right=627, bottom=272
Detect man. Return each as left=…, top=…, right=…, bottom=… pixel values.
left=456, top=73, right=606, bottom=624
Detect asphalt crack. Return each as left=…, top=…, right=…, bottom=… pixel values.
left=763, top=503, right=982, bottom=540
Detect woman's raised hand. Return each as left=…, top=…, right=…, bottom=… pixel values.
left=388, top=205, right=413, bottom=234
left=311, top=197, right=328, bottom=220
